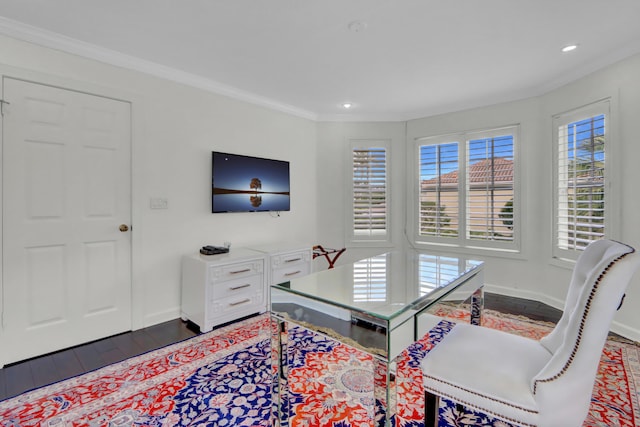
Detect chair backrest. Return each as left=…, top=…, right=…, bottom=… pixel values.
left=534, top=239, right=639, bottom=425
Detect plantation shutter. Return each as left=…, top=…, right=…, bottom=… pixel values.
left=352, top=147, right=387, bottom=238
left=419, top=142, right=459, bottom=237
left=353, top=255, right=387, bottom=302
left=556, top=108, right=606, bottom=252
left=415, top=126, right=518, bottom=251
left=466, top=134, right=514, bottom=242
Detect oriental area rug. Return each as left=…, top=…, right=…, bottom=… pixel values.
left=1, top=309, right=639, bottom=427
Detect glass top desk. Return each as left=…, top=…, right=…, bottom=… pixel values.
left=270, top=249, right=484, bottom=427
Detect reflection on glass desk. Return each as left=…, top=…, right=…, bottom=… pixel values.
left=270, top=249, right=484, bottom=427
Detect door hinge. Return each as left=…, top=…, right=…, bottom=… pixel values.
left=0, top=99, right=10, bottom=116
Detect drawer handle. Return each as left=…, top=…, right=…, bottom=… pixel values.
left=229, top=268, right=251, bottom=274
left=284, top=270, right=302, bottom=277
left=229, top=298, right=251, bottom=306
left=230, top=283, right=251, bottom=291
left=284, top=257, right=302, bottom=263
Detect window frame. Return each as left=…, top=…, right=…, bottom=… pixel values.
left=412, top=126, right=520, bottom=252
left=346, top=139, right=392, bottom=246
left=552, top=99, right=616, bottom=262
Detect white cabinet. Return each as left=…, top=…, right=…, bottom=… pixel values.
left=270, top=249, right=312, bottom=285
left=248, top=243, right=312, bottom=285
left=181, top=249, right=266, bottom=332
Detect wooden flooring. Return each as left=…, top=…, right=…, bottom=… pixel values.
left=0, top=292, right=560, bottom=402
left=0, top=317, right=198, bottom=401
left=481, top=292, right=562, bottom=323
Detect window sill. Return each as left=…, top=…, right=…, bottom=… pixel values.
left=548, top=256, right=576, bottom=270
left=411, top=240, right=525, bottom=261
left=348, top=240, right=394, bottom=248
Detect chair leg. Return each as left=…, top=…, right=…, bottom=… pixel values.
left=425, top=391, right=440, bottom=427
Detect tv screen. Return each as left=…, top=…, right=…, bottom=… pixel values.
left=212, top=151, right=290, bottom=213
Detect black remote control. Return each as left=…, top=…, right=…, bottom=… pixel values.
left=200, top=245, right=230, bottom=255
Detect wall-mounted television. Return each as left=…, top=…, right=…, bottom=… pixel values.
left=212, top=151, right=290, bottom=213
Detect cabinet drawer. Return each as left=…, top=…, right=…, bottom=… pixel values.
left=210, top=259, right=263, bottom=283
left=211, top=274, right=263, bottom=299
left=271, top=250, right=310, bottom=269
left=272, top=262, right=311, bottom=284
left=207, top=292, right=264, bottom=320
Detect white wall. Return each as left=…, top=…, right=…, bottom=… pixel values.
left=0, top=34, right=318, bottom=329
left=540, top=53, right=640, bottom=338
left=317, top=53, right=640, bottom=340
left=315, top=121, right=406, bottom=267
left=2, top=32, right=640, bottom=342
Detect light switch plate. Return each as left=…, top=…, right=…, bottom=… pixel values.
left=150, top=198, right=168, bottom=209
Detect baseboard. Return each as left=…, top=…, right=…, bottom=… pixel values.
left=483, top=283, right=565, bottom=310
left=143, top=307, right=182, bottom=329
left=610, top=320, right=640, bottom=343
left=484, top=283, right=640, bottom=342
left=142, top=288, right=640, bottom=341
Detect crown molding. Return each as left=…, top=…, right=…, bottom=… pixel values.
left=4, top=16, right=639, bottom=124
left=0, top=16, right=318, bottom=121
left=316, top=112, right=410, bottom=122
left=536, top=40, right=640, bottom=98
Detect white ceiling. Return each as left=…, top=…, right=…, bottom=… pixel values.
left=1, top=0, right=640, bottom=121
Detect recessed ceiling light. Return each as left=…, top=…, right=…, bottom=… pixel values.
left=562, top=44, right=578, bottom=53
left=342, top=102, right=353, bottom=109
left=348, top=21, right=368, bottom=33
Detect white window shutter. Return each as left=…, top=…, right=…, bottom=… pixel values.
left=466, top=134, right=514, bottom=242
left=419, top=142, right=459, bottom=238
left=351, top=145, right=388, bottom=241
left=556, top=106, right=607, bottom=254
left=416, top=126, right=517, bottom=251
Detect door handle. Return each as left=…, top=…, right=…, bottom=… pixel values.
left=119, top=224, right=130, bottom=232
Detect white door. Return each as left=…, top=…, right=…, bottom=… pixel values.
left=1, top=77, right=132, bottom=365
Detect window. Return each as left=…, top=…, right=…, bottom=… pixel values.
left=419, top=142, right=459, bottom=238
left=416, top=126, right=517, bottom=251
left=554, top=101, right=610, bottom=259
left=466, top=134, right=515, bottom=242
left=349, top=140, right=390, bottom=244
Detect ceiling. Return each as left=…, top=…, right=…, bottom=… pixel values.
left=1, top=0, right=640, bottom=121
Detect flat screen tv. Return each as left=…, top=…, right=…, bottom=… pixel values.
left=212, top=151, right=290, bottom=213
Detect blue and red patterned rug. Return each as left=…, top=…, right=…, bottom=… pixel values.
left=1, top=309, right=638, bottom=427
left=397, top=307, right=640, bottom=427
left=0, top=315, right=274, bottom=426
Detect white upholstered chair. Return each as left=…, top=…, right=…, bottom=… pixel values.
left=421, top=239, right=640, bottom=427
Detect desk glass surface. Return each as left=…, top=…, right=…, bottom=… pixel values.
left=271, top=249, right=483, bottom=359
left=270, top=249, right=484, bottom=427
left=272, top=250, right=482, bottom=317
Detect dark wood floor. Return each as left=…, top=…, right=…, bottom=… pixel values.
left=0, top=317, right=199, bottom=401
left=483, top=292, right=562, bottom=323
left=0, top=293, right=561, bottom=402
